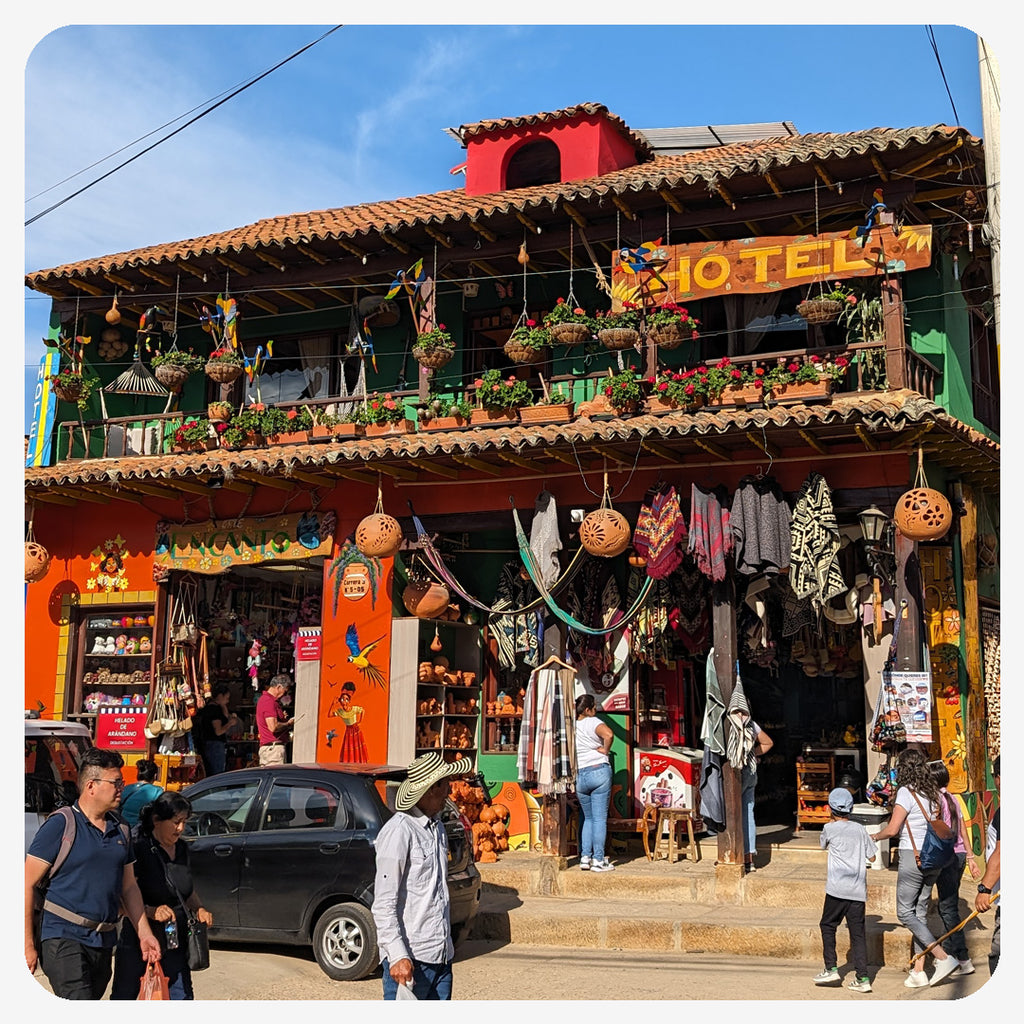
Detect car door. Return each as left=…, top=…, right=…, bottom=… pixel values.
left=235, top=773, right=350, bottom=935
left=182, top=775, right=263, bottom=929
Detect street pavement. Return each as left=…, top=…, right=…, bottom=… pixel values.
left=23, top=938, right=1003, bottom=1006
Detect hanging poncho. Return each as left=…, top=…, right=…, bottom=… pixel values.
left=789, top=472, right=847, bottom=613
left=730, top=475, right=792, bottom=576
left=490, top=561, right=542, bottom=670
left=633, top=485, right=687, bottom=579
left=529, top=489, right=563, bottom=588
left=725, top=670, right=758, bottom=772
left=688, top=484, right=733, bottom=581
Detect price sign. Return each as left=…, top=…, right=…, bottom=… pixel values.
left=295, top=632, right=323, bottom=661
left=95, top=706, right=148, bottom=751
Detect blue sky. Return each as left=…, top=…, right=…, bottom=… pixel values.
left=14, top=12, right=1002, bottom=439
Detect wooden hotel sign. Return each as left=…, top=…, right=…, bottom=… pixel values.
left=611, top=224, right=932, bottom=306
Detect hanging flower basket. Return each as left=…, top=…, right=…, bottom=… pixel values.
left=412, top=344, right=454, bottom=370
left=548, top=321, right=591, bottom=347
left=647, top=323, right=688, bottom=349
left=205, top=360, right=243, bottom=383
left=598, top=328, right=640, bottom=351
left=207, top=401, right=234, bottom=422
left=503, top=338, right=547, bottom=364
left=154, top=364, right=191, bottom=391
left=796, top=299, right=844, bottom=325
left=52, top=376, right=85, bottom=403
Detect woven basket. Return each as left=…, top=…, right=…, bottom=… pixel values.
left=205, top=361, right=243, bottom=383
left=412, top=345, right=454, bottom=370
left=154, top=364, right=191, bottom=390
left=598, top=328, right=640, bottom=351
left=797, top=299, right=843, bottom=325
left=503, top=339, right=547, bottom=364
left=53, top=378, right=84, bottom=403
left=548, top=322, right=591, bottom=347
left=648, top=323, right=687, bottom=350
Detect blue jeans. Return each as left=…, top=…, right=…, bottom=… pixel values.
left=741, top=765, right=757, bottom=857
left=937, top=852, right=969, bottom=960
left=381, top=958, right=452, bottom=1000
left=203, top=740, right=226, bottom=776
left=576, top=763, right=612, bottom=862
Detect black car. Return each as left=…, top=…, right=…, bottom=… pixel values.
left=181, top=763, right=481, bottom=980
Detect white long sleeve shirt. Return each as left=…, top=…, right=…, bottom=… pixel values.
left=371, top=807, right=452, bottom=966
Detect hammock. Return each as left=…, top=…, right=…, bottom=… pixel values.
left=411, top=510, right=587, bottom=617
left=511, top=506, right=654, bottom=636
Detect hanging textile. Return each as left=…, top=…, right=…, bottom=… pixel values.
left=567, top=560, right=625, bottom=679
left=688, top=484, right=733, bottom=582
left=700, top=650, right=726, bottom=756
left=529, top=490, right=562, bottom=588
left=698, top=748, right=726, bottom=833
left=517, top=665, right=577, bottom=795
left=729, top=474, right=792, bottom=576
left=489, top=561, right=542, bottom=671
left=789, top=472, right=847, bottom=613
left=725, top=666, right=758, bottom=771
left=633, top=485, right=687, bottom=579
left=512, top=506, right=653, bottom=636
left=779, top=576, right=815, bottom=636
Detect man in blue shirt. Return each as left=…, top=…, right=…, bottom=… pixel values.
left=25, top=747, right=161, bottom=998
left=117, top=758, right=163, bottom=828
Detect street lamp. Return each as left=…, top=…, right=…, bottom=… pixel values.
left=858, top=505, right=889, bottom=547
left=859, top=505, right=895, bottom=642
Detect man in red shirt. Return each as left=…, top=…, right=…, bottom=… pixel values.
left=256, top=675, right=294, bottom=766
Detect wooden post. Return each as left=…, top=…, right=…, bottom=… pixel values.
left=881, top=274, right=906, bottom=389
left=541, top=794, right=568, bottom=856
left=953, top=483, right=986, bottom=790
left=894, top=531, right=923, bottom=672
left=711, top=570, right=743, bottom=868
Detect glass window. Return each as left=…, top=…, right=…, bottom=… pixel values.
left=185, top=780, right=261, bottom=836
left=261, top=780, right=345, bottom=831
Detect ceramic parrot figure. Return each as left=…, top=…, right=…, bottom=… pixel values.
left=384, top=258, right=426, bottom=302
left=617, top=238, right=666, bottom=274
left=850, top=189, right=886, bottom=240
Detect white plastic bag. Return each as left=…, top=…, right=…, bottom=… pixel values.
left=395, top=982, right=417, bottom=1001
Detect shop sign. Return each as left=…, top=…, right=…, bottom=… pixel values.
left=885, top=669, right=933, bottom=742
left=295, top=629, right=323, bottom=661
left=611, top=224, right=932, bottom=307
left=154, top=510, right=336, bottom=576
left=95, top=705, right=148, bottom=751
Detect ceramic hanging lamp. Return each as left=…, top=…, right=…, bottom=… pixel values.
left=894, top=447, right=953, bottom=542
left=24, top=507, right=51, bottom=583
left=355, top=482, right=403, bottom=559
left=579, top=470, right=631, bottom=558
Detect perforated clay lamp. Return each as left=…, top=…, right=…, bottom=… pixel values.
left=402, top=574, right=451, bottom=619
left=24, top=512, right=51, bottom=583
left=354, top=486, right=402, bottom=559
left=579, top=478, right=632, bottom=558
left=894, top=448, right=953, bottom=542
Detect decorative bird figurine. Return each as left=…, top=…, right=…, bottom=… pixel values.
left=344, top=623, right=386, bottom=688
left=617, top=238, right=666, bottom=274
left=138, top=306, right=167, bottom=334
left=217, top=295, right=239, bottom=349
left=850, top=189, right=886, bottom=240
left=385, top=258, right=427, bottom=302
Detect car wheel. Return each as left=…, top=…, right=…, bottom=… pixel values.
left=311, top=901, right=377, bottom=981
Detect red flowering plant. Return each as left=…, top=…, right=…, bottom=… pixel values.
left=173, top=417, right=211, bottom=446
left=594, top=300, right=643, bottom=331
left=507, top=318, right=551, bottom=351
left=359, top=392, right=407, bottom=425
left=645, top=368, right=701, bottom=406
left=646, top=301, right=700, bottom=337
left=414, top=323, right=454, bottom=354
left=543, top=297, right=592, bottom=328
left=760, top=354, right=851, bottom=395
left=695, top=356, right=755, bottom=399
left=603, top=365, right=645, bottom=411
left=473, top=369, right=534, bottom=410
left=283, top=406, right=314, bottom=431
left=206, top=346, right=243, bottom=365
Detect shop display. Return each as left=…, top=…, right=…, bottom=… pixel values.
left=795, top=755, right=835, bottom=831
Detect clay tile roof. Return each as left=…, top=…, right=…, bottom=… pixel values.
left=455, top=102, right=654, bottom=160
left=25, top=125, right=976, bottom=286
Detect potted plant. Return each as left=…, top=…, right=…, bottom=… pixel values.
left=49, top=367, right=100, bottom=410
left=471, top=369, right=534, bottom=424
left=224, top=403, right=268, bottom=447
left=518, top=382, right=575, bottom=425
left=645, top=368, right=703, bottom=413
left=645, top=302, right=701, bottom=350
left=594, top=301, right=642, bottom=351
left=797, top=282, right=859, bottom=325
left=543, top=298, right=593, bottom=347
left=417, top=393, right=474, bottom=431
left=151, top=348, right=204, bottom=391
left=700, top=356, right=758, bottom=405
left=601, top=365, right=645, bottom=416
left=171, top=417, right=214, bottom=453
left=359, top=393, right=412, bottom=436
left=204, top=346, right=244, bottom=383
left=412, top=323, right=455, bottom=370
left=503, top=319, right=550, bottom=365
left=207, top=399, right=234, bottom=423
left=268, top=405, right=314, bottom=444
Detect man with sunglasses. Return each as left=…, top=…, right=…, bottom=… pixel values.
left=25, top=747, right=161, bottom=998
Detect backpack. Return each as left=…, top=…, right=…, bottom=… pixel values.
left=31, top=806, right=131, bottom=947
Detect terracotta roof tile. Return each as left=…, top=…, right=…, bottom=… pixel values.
left=25, top=125, right=975, bottom=286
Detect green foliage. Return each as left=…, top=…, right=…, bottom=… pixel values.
left=173, top=417, right=211, bottom=446
left=543, top=298, right=591, bottom=327
left=473, top=369, right=534, bottom=410
left=602, top=365, right=644, bottom=410
left=49, top=369, right=101, bottom=411
left=359, top=393, right=407, bottom=425
left=414, top=324, right=454, bottom=352
left=507, top=319, right=550, bottom=350
left=328, top=541, right=383, bottom=615
left=206, top=346, right=243, bottom=365
left=595, top=301, right=642, bottom=331
left=152, top=349, right=204, bottom=371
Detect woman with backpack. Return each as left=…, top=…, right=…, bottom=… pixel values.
left=869, top=748, right=960, bottom=988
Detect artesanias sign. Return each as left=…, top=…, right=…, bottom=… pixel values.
left=153, top=510, right=336, bottom=577
left=611, top=224, right=932, bottom=306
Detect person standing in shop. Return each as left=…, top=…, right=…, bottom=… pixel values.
left=196, top=684, right=240, bottom=777
left=117, top=759, right=163, bottom=829
left=574, top=694, right=615, bottom=873
left=256, top=675, right=294, bottom=766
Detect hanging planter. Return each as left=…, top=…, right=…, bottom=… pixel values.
left=598, top=327, right=640, bottom=351
left=796, top=299, right=844, bottom=325
left=413, top=324, right=455, bottom=369
left=402, top=577, right=451, bottom=619
left=503, top=320, right=550, bottom=365
left=207, top=401, right=234, bottom=422
left=154, top=363, right=191, bottom=390
left=52, top=374, right=85, bottom=403
left=548, top=321, right=591, bottom=346
left=355, top=489, right=403, bottom=559
left=894, top=448, right=953, bottom=542
left=503, top=337, right=548, bottom=364
left=205, top=347, right=244, bottom=383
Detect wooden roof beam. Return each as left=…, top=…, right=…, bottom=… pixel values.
left=110, top=480, right=186, bottom=501
left=543, top=449, right=581, bottom=467
left=160, top=477, right=224, bottom=497
left=715, top=183, right=737, bottom=210
left=764, top=173, right=785, bottom=200
left=745, top=430, right=781, bottom=461
left=406, top=459, right=459, bottom=479
left=60, top=487, right=111, bottom=504
left=896, top=423, right=936, bottom=449
left=136, top=267, right=178, bottom=288
left=611, top=196, right=635, bottom=221
left=693, top=438, right=731, bottom=461
left=496, top=452, right=543, bottom=472
left=254, top=250, right=287, bottom=273
left=294, top=243, right=330, bottom=265
left=313, top=285, right=348, bottom=303
left=469, top=221, right=498, bottom=243
left=29, top=490, right=77, bottom=506
left=372, top=462, right=419, bottom=481
left=589, top=446, right=633, bottom=466
left=103, top=273, right=137, bottom=292
left=232, top=470, right=294, bottom=490
left=173, top=261, right=209, bottom=281
left=854, top=425, right=880, bottom=451
left=797, top=429, right=830, bottom=455
left=659, top=189, right=685, bottom=214
left=380, top=232, right=411, bottom=254
left=243, top=293, right=280, bottom=315
left=469, top=258, right=504, bottom=279
left=215, top=255, right=252, bottom=277
left=68, top=279, right=106, bottom=297
left=870, top=155, right=890, bottom=182
left=641, top=439, right=680, bottom=462
left=319, top=466, right=378, bottom=485
left=561, top=202, right=589, bottom=229
left=273, top=288, right=317, bottom=310
left=336, top=239, right=370, bottom=260
left=813, top=162, right=838, bottom=191
left=452, top=454, right=504, bottom=476
left=895, top=137, right=964, bottom=178
left=424, top=225, right=453, bottom=248
left=281, top=468, right=333, bottom=487
left=515, top=211, right=542, bottom=234
left=744, top=221, right=763, bottom=235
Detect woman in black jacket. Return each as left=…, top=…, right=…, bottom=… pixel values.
left=111, top=791, right=212, bottom=999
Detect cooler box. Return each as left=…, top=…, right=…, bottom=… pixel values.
left=633, top=746, right=703, bottom=831
left=851, top=802, right=891, bottom=869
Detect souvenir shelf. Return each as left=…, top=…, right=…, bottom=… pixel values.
left=795, top=754, right=836, bottom=832
left=69, top=605, right=156, bottom=728
left=388, top=618, right=482, bottom=768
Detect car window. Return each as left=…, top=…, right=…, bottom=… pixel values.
left=25, top=736, right=87, bottom=813
left=346, top=778, right=387, bottom=830
left=261, top=780, right=345, bottom=831
left=185, top=780, right=261, bottom=837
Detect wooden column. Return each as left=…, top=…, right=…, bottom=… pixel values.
left=894, top=532, right=923, bottom=672
left=953, top=483, right=986, bottom=790
left=881, top=274, right=906, bottom=389
left=711, top=571, right=743, bottom=868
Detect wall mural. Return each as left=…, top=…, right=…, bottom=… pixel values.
left=88, top=535, right=130, bottom=593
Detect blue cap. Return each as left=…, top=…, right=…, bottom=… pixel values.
left=828, top=787, right=854, bottom=814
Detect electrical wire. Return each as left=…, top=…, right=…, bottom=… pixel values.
left=25, top=25, right=343, bottom=228
left=925, top=25, right=961, bottom=128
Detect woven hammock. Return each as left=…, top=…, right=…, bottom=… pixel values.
left=511, top=506, right=654, bottom=636
left=411, top=511, right=587, bottom=617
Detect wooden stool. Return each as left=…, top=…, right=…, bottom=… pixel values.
left=652, top=807, right=700, bottom=863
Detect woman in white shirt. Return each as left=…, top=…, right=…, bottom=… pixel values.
left=871, top=748, right=959, bottom=988
left=574, top=694, right=615, bottom=872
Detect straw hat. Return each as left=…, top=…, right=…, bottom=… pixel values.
left=395, top=750, right=473, bottom=811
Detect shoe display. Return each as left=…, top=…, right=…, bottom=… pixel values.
left=929, top=956, right=959, bottom=986
left=589, top=859, right=615, bottom=872
left=812, top=969, right=841, bottom=985
left=847, top=977, right=872, bottom=993
left=904, top=970, right=929, bottom=989
left=580, top=856, right=591, bottom=871
left=953, top=959, right=975, bottom=976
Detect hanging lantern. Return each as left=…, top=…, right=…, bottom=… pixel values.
left=402, top=578, right=451, bottom=619
left=355, top=485, right=403, bottom=558
left=893, top=448, right=953, bottom=542
left=25, top=540, right=52, bottom=583
left=580, top=508, right=631, bottom=558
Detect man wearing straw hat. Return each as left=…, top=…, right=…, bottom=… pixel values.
left=372, top=750, right=473, bottom=1000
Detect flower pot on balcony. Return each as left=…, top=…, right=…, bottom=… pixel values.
left=172, top=439, right=217, bottom=454
left=711, top=384, right=764, bottom=407
left=207, top=401, right=233, bottom=423
left=518, top=403, right=574, bottom=425
left=312, top=422, right=365, bottom=440
left=470, top=408, right=519, bottom=426
left=421, top=415, right=471, bottom=432
left=548, top=322, right=591, bottom=347
left=267, top=430, right=311, bottom=445
left=598, top=328, right=640, bottom=351
left=766, top=378, right=833, bottom=404
left=646, top=396, right=702, bottom=415
left=365, top=419, right=414, bottom=437
left=225, top=431, right=264, bottom=449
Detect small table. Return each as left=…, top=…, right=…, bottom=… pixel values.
left=648, top=806, right=701, bottom=864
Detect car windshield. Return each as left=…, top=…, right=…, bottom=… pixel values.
left=25, top=733, right=93, bottom=813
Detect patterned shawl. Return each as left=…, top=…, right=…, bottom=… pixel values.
left=633, top=486, right=687, bottom=579
left=688, top=483, right=733, bottom=581
left=789, top=472, right=847, bottom=613
left=725, top=670, right=758, bottom=772
left=517, top=666, right=576, bottom=794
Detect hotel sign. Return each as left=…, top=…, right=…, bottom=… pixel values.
left=153, top=510, right=336, bottom=577
left=611, top=224, right=932, bottom=306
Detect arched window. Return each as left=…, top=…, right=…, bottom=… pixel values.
left=504, top=139, right=561, bottom=189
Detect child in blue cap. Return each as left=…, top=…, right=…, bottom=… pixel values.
left=813, top=786, right=877, bottom=992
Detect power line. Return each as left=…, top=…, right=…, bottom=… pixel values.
left=925, top=25, right=961, bottom=127
left=25, top=25, right=343, bottom=228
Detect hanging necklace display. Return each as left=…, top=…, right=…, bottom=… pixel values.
left=503, top=235, right=549, bottom=365
left=894, top=447, right=953, bottom=542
